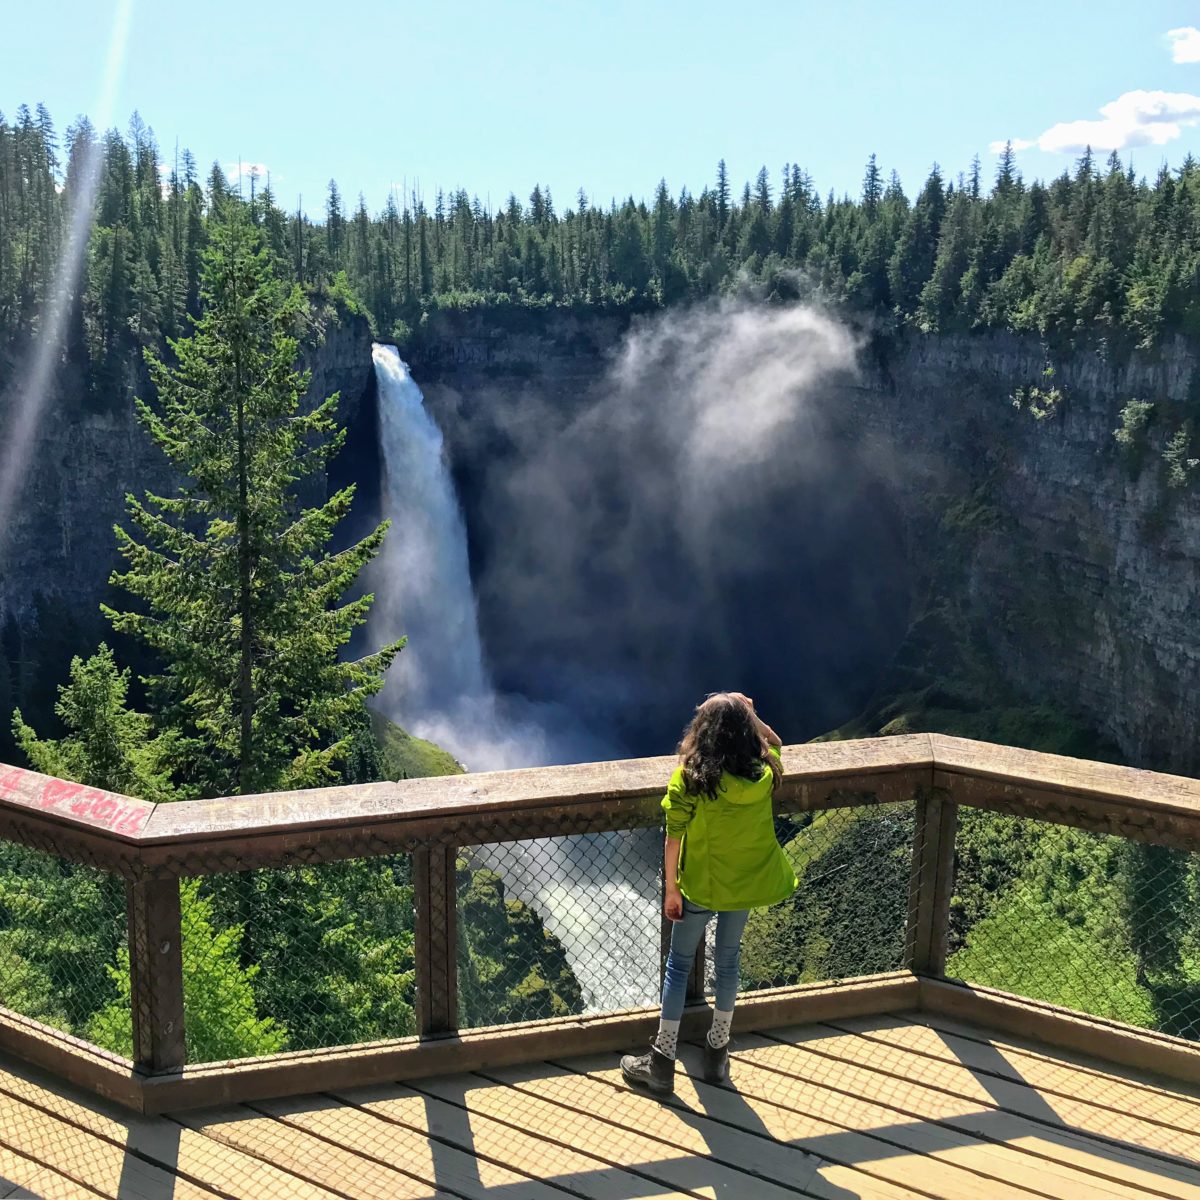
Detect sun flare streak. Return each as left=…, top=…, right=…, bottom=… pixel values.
left=0, top=0, right=135, bottom=551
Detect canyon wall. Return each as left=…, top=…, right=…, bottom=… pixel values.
left=5, top=301, right=1199, bottom=773
left=410, top=311, right=1200, bottom=772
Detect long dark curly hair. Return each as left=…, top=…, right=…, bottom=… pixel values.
left=677, top=693, right=780, bottom=800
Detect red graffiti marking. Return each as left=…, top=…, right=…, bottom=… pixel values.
left=0, top=765, right=27, bottom=795
left=0, top=766, right=150, bottom=836
left=40, top=779, right=85, bottom=809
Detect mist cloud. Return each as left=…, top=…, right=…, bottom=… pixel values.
left=446, top=299, right=910, bottom=754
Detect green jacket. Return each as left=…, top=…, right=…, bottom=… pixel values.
left=661, top=747, right=797, bottom=912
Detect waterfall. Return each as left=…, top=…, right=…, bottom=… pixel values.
left=367, top=344, right=660, bottom=1012
left=368, top=342, right=612, bottom=771
left=369, top=343, right=489, bottom=720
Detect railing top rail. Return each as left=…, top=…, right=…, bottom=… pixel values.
left=931, top=734, right=1200, bottom=825
left=0, top=763, right=153, bottom=841
left=143, top=732, right=934, bottom=845
left=4, top=731, right=1200, bottom=871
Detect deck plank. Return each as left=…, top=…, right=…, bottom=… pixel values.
left=180, top=1102, right=456, bottom=1200
left=841, top=1010, right=1200, bottom=1136
left=477, top=1060, right=822, bottom=1198
left=339, top=1076, right=699, bottom=1199
left=754, top=1026, right=1200, bottom=1199
left=560, top=1046, right=1052, bottom=1200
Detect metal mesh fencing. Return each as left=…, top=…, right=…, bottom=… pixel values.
left=947, top=809, right=1200, bottom=1041
left=0, top=841, right=128, bottom=1052
left=181, top=855, right=416, bottom=1063
left=739, top=802, right=916, bottom=991
left=458, top=829, right=661, bottom=1027
left=456, top=803, right=916, bottom=1028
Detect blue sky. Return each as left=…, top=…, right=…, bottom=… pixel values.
left=4, top=1, right=1200, bottom=215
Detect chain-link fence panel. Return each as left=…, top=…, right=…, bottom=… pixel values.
left=182, top=855, right=416, bottom=1063
left=947, top=809, right=1200, bottom=1041
left=739, top=802, right=916, bottom=991
left=0, top=841, right=128, bottom=1052
left=458, top=829, right=662, bottom=1028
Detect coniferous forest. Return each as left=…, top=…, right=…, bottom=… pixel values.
left=4, top=102, right=1200, bottom=385
left=1, top=102, right=1199, bottom=1054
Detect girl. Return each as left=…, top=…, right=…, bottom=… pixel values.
left=621, top=692, right=797, bottom=1095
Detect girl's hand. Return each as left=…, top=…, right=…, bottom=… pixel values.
left=664, top=887, right=684, bottom=922
left=730, top=691, right=754, bottom=711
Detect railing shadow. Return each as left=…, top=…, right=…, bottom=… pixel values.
left=743, top=1018, right=1200, bottom=1193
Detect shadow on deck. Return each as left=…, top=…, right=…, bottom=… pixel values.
left=2, top=1009, right=1198, bottom=1199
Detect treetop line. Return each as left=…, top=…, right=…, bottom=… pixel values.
left=2, top=103, right=1199, bottom=378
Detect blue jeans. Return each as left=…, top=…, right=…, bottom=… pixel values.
left=660, top=900, right=750, bottom=1023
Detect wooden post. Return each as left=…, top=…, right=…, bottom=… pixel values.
left=414, top=844, right=459, bottom=1036
left=905, top=788, right=958, bottom=977
left=126, top=878, right=186, bottom=1072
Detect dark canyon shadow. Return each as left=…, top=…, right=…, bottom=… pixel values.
left=418, top=302, right=913, bottom=758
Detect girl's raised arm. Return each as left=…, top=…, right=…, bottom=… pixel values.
left=730, top=692, right=781, bottom=748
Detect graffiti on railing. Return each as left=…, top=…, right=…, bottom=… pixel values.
left=0, top=765, right=150, bottom=836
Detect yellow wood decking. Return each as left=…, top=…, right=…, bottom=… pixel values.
left=0, top=1012, right=1197, bottom=1199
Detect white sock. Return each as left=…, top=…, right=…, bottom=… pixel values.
left=707, top=1008, right=734, bottom=1049
left=654, top=1019, right=680, bottom=1059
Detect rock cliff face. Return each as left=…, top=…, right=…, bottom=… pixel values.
left=862, top=331, right=1200, bottom=773
left=5, top=301, right=1200, bottom=774
left=0, top=312, right=375, bottom=755
left=409, top=312, right=1200, bottom=773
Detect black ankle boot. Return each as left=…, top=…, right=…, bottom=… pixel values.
left=702, top=1035, right=730, bottom=1083
left=620, top=1041, right=676, bottom=1095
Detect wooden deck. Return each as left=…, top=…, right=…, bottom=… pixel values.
left=0, top=1012, right=1198, bottom=1199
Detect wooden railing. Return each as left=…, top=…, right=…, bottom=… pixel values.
left=1, top=733, right=1199, bottom=1114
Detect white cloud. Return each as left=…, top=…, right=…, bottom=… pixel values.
left=999, top=89, right=1200, bottom=155
left=1168, top=26, right=1200, bottom=63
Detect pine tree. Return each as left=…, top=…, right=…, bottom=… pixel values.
left=325, top=179, right=344, bottom=267
left=995, top=141, right=1018, bottom=197
left=862, top=153, right=883, bottom=218
left=105, top=202, right=403, bottom=796
left=12, top=644, right=182, bottom=802
left=715, top=159, right=730, bottom=229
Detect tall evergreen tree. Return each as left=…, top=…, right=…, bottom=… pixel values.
left=715, top=159, right=730, bottom=229
left=862, top=153, right=883, bottom=218
left=105, top=203, right=403, bottom=796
